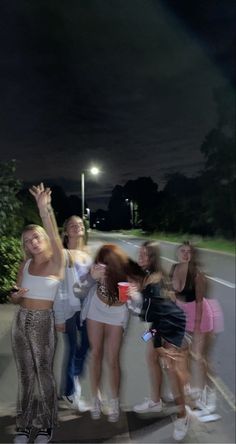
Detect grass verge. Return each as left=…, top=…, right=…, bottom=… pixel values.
left=120, top=230, right=235, bottom=254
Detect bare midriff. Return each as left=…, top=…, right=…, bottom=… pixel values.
left=21, top=298, right=54, bottom=310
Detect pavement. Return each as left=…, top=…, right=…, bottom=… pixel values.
left=0, top=303, right=235, bottom=444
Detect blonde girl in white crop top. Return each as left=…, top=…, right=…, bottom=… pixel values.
left=10, top=183, right=64, bottom=444
left=10, top=183, right=64, bottom=312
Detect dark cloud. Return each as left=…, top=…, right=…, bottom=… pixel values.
left=0, top=0, right=234, bottom=209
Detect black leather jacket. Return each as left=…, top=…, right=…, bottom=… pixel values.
left=140, top=282, right=186, bottom=348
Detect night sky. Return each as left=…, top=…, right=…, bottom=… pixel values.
left=0, top=0, right=235, bottom=210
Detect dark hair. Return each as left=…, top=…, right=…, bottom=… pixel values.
left=141, top=241, right=164, bottom=274
left=141, top=241, right=171, bottom=294
left=94, top=244, right=129, bottom=304
left=125, top=258, right=146, bottom=284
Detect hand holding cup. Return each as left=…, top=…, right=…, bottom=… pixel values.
left=117, top=282, right=130, bottom=302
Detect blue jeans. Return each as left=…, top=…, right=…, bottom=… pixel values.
left=64, top=311, right=89, bottom=397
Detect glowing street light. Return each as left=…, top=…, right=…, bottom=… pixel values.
left=81, top=166, right=100, bottom=220
left=90, top=167, right=99, bottom=175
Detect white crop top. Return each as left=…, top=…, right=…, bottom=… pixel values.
left=21, top=260, right=60, bottom=301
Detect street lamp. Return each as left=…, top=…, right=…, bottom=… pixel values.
left=125, top=198, right=134, bottom=228
left=81, top=167, right=100, bottom=220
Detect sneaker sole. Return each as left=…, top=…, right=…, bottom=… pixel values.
left=108, top=416, right=119, bottom=423
left=198, top=413, right=221, bottom=423
left=90, top=411, right=101, bottom=420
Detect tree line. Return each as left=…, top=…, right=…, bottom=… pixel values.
left=95, top=86, right=235, bottom=238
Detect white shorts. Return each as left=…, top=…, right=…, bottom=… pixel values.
left=87, top=292, right=129, bottom=329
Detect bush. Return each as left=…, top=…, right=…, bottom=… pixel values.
left=0, top=236, right=22, bottom=303
left=0, top=160, right=23, bottom=237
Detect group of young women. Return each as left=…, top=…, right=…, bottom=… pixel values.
left=10, top=184, right=222, bottom=443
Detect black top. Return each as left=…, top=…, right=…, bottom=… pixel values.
left=140, top=282, right=186, bottom=348
left=170, top=264, right=196, bottom=303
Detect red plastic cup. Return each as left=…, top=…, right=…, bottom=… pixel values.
left=118, top=282, right=129, bottom=302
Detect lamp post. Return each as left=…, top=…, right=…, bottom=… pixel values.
left=81, top=167, right=100, bottom=220
left=81, top=172, right=85, bottom=221
left=125, top=198, right=134, bottom=228
left=86, top=207, right=90, bottom=228
left=130, top=200, right=134, bottom=227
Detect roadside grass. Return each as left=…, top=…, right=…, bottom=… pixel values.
left=120, top=229, right=235, bottom=254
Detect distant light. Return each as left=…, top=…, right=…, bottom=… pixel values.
left=90, top=167, right=100, bottom=175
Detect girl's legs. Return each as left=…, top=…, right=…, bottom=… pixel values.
left=12, top=309, right=36, bottom=431
left=86, top=319, right=105, bottom=398
left=156, top=344, right=190, bottom=441
left=103, top=324, right=123, bottom=422
left=179, top=335, right=191, bottom=389
left=191, top=331, right=217, bottom=412
left=162, top=344, right=186, bottom=417
left=147, top=343, right=162, bottom=402
left=64, top=313, right=78, bottom=397
left=31, top=310, right=57, bottom=430
left=76, top=318, right=90, bottom=378
left=191, top=332, right=215, bottom=389
left=64, top=312, right=90, bottom=397
left=104, top=324, right=123, bottom=399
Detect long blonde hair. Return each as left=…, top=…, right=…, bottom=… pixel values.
left=21, top=224, right=51, bottom=259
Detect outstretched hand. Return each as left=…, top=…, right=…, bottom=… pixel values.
left=29, top=183, right=51, bottom=209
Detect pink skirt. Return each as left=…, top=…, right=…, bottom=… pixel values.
left=176, top=298, right=224, bottom=333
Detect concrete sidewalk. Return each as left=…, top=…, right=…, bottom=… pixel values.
left=0, top=396, right=235, bottom=443
left=0, top=304, right=235, bottom=443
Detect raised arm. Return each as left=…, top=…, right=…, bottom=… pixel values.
left=29, top=183, right=63, bottom=270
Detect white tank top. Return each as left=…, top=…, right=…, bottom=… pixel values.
left=21, top=259, right=60, bottom=301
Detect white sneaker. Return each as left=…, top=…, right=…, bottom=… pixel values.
left=197, top=413, right=221, bottom=423
left=206, top=387, right=217, bottom=413
left=76, top=397, right=91, bottom=412
left=162, top=391, right=174, bottom=402
left=184, top=384, right=201, bottom=400
left=34, top=429, right=52, bottom=444
left=90, top=396, right=101, bottom=420
left=133, top=398, right=163, bottom=413
left=62, top=394, right=78, bottom=409
left=173, top=415, right=190, bottom=441
left=62, top=394, right=90, bottom=412
left=14, top=429, right=30, bottom=444
left=108, top=398, right=120, bottom=423
left=194, top=386, right=216, bottom=415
